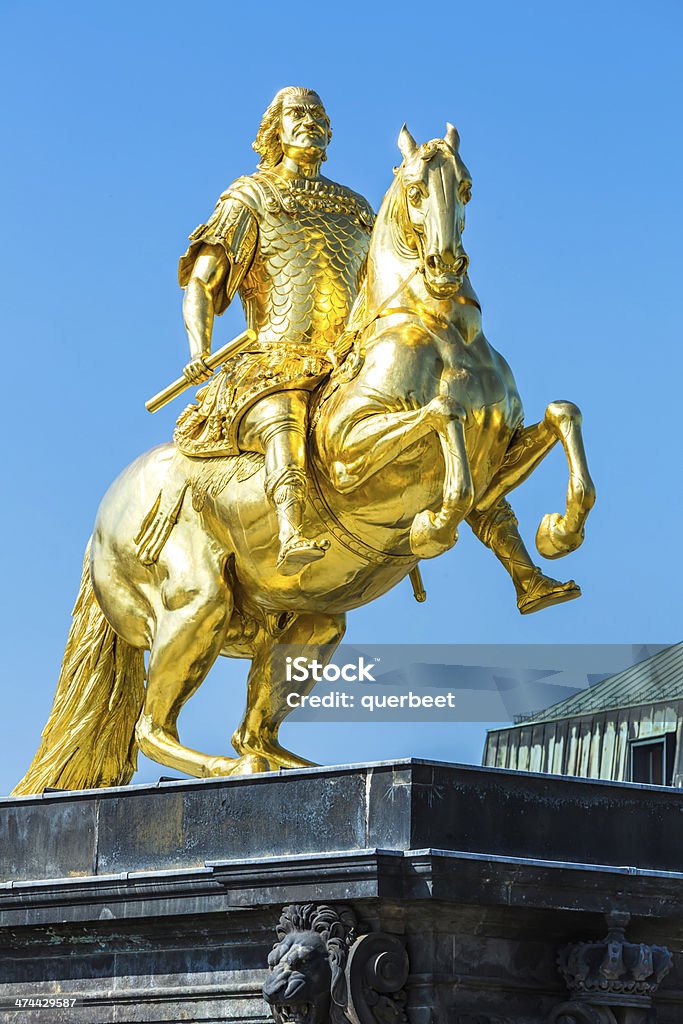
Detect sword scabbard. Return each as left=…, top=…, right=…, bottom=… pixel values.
left=409, top=565, right=427, bottom=603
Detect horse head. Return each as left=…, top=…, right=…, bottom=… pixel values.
left=393, top=122, right=472, bottom=298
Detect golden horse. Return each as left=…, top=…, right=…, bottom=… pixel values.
left=13, top=125, right=594, bottom=795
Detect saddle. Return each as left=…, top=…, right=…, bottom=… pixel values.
left=173, top=344, right=331, bottom=459
left=138, top=338, right=366, bottom=565
left=134, top=450, right=264, bottom=565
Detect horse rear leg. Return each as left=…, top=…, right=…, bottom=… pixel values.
left=232, top=612, right=346, bottom=770
left=136, top=576, right=266, bottom=778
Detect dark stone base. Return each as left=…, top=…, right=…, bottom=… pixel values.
left=1, top=760, right=682, bottom=1023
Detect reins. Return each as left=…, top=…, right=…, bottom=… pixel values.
left=330, top=265, right=421, bottom=365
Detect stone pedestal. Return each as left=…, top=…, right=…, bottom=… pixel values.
left=1, top=759, right=681, bottom=1023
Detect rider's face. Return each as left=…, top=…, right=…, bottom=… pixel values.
left=280, top=100, right=329, bottom=163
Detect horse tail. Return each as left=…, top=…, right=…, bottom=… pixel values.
left=11, top=540, right=146, bottom=796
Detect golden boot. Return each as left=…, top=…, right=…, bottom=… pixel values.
left=247, top=391, right=330, bottom=576
left=467, top=499, right=581, bottom=615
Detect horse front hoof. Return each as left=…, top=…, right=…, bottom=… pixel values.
left=410, top=510, right=458, bottom=558
left=536, top=513, right=585, bottom=560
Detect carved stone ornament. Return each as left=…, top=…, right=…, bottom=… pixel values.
left=262, top=903, right=409, bottom=1024
left=549, top=911, right=673, bottom=1024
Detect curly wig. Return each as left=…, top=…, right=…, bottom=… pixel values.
left=252, top=86, right=332, bottom=169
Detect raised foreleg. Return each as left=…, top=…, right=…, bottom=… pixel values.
left=329, top=396, right=443, bottom=492
left=231, top=611, right=346, bottom=770
left=329, top=394, right=474, bottom=559
left=535, top=401, right=596, bottom=558
left=477, top=401, right=595, bottom=559
left=474, top=418, right=559, bottom=512
left=409, top=396, right=474, bottom=557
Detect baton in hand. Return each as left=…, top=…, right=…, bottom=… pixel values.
left=145, top=328, right=257, bottom=414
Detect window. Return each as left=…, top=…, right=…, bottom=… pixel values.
left=629, top=734, right=676, bottom=786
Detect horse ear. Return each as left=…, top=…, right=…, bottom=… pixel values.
left=445, top=122, right=460, bottom=153
left=398, top=123, right=418, bottom=160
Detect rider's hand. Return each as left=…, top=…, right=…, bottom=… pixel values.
left=183, top=355, right=213, bottom=385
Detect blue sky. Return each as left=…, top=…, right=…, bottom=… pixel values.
left=1, top=1, right=681, bottom=794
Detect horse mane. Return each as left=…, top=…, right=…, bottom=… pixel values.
left=382, top=169, right=419, bottom=261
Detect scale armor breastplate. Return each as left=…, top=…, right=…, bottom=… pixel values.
left=174, top=171, right=375, bottom=459
left=237, top=171, right=374, bottom=352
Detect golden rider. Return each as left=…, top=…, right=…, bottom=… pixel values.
left=175, top=87, right=374, bottom=575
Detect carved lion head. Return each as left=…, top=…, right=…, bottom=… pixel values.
left=262, top=904, right=357, bottom=1024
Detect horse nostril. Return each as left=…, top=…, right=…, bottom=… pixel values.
left=426, top=252, right=468, bottom=275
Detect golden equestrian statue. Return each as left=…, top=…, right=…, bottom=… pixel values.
left=13, top=88, right=595, bottom=795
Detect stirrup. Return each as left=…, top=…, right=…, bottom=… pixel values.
left=277, top=535, right=330, bottom=577
left=517, top=568, right=581, bottom=616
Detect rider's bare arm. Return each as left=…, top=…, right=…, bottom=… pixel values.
left=180, top=189, right=260, bottom=385
left=183, top=245, right=229, bottom=384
